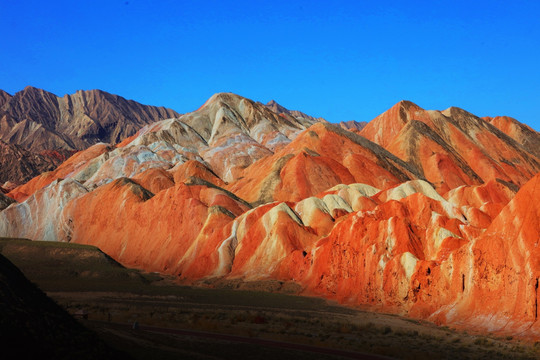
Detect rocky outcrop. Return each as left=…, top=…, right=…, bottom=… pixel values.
left=430, top=173, right=540, bottom=335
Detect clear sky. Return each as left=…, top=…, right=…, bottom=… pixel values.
left=2, top=1, right=539, bottom=130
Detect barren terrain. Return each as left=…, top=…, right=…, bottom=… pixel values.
left=1, top=238, right=538, bottom=359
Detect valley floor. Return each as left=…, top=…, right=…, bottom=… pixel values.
left=2, top=238, right=539, bottom=360
left=50, top=289, right=540, bottom=360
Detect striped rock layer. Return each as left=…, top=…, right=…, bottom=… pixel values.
left=1, top=93, right=540, bottom=338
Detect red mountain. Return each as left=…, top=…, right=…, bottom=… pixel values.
left=359, top=101, right=539, bottom=193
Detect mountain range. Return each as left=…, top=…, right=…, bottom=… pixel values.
left=0, top=86, right=180, bottom=185
left=1, top=89, right=539, bottom=338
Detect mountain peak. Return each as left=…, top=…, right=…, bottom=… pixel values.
left=392, top=99, right=423, bottom=112
left=340, top=120, right=368, bottom=132
left=0, top=89, right=12, bottom=98
left=0, top=89, right=12, bottom=108
left=20, top=86, right=53, bottom=97
left=22, top=85, right=41, bottom=91
left=263, top=99, right=325, bottom=124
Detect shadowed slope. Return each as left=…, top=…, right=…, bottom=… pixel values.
left=0, top=140, right=61, bottom=185
left=0, top=192, right=14, bottom=211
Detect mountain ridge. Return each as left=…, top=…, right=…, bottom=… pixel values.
left=0, top=86, right=182, bottom=184
left=1, top=91, right=540, bottom=340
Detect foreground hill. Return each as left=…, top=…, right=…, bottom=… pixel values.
left=1, top=92, right=539, bottom=339
left=0, top=86, right=180, bottom=184
left=0, top=250, right=125, bottom=359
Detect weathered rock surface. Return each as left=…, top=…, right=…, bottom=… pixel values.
left=483, top=115, right=540, bottom=158
left=432, top=173, right=540, bottom=335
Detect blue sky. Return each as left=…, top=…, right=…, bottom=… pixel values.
left=2, top=1, right=539, bottom=130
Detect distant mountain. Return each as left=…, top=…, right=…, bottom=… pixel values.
left=339, top=120, right=368, bottom=132
left=0, top=140, right=64, bottom=185
left=0, top=86, right=181, bottom=151
left=0, top=86, right=180, bottom=184
left=264, top=99, right=326, bottom=125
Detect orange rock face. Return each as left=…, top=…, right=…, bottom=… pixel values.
left=1, top=93, right=540, bottom=338
left=360, top=102, right=540, bottom=193
left=227, top=123, right=419, bottom=204
left=483, top=115, right=540, bottom=157
left=433, top=173, right=540, bottom=335
left=63, top=179, right=251, bottom=274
